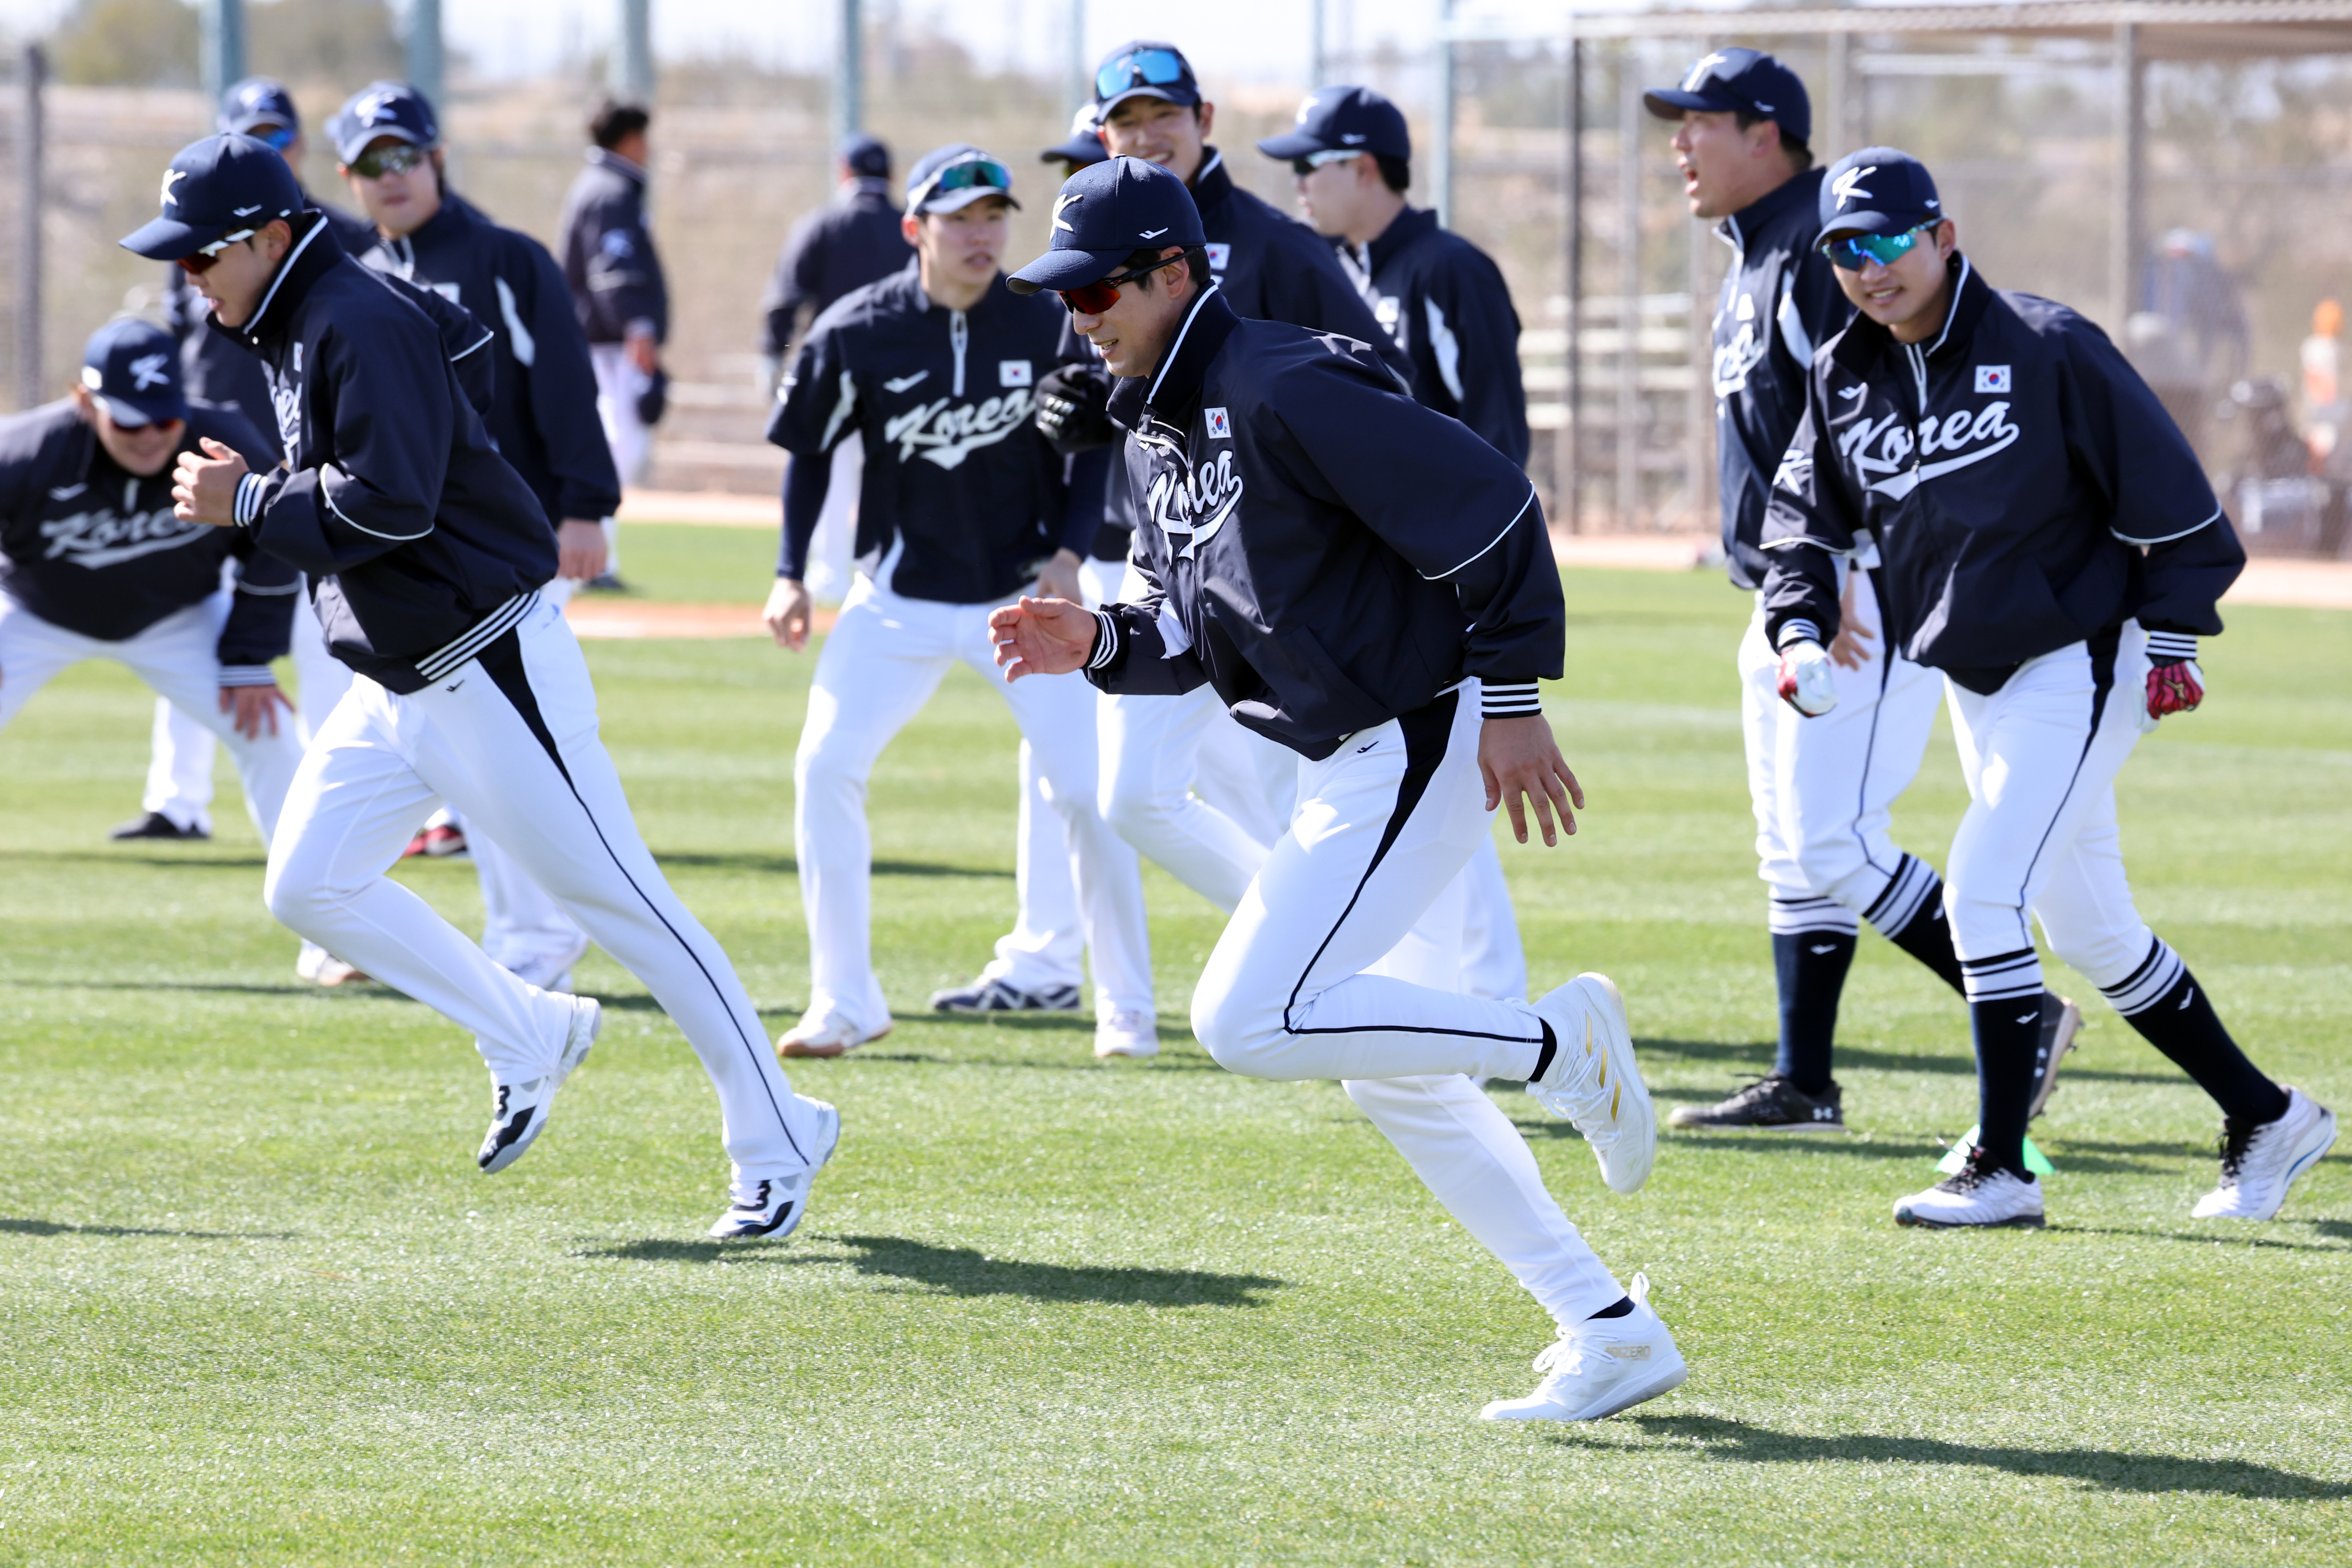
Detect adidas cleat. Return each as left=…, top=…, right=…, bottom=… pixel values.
left=1528, top=974, right=1655, bottom=1194
left=710, top=1098, right=842, bottom=1240
left=2193, top=1088, right=2336, bottom=1221
left=1480, top=1274, right=1688, bottom=1423
left=928, top=975, right=1082, bottom=1014
left=477, top=995, right=602, bottom=1174
left=1893, top=1146, right=2044, bottom=1228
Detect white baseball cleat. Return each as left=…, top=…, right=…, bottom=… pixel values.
left=777, top=1007, right=891, bottom=1059
left=1480, top=1274, right=1687, bottom=1424
left=1093, top=1008, right=1159, bottom=1059
left=1527, top=974, right=1655, bottom=1194
left=478, top=995, right=602, bottom=1174
left=295, top=941, right=369, bottom=987
left=710, top=1097, right=842, bottom=1241
left=2193, top=1088, right=2336, bottom=1220
left=1893, top=1146, right=2044, bottom=1227
left=506, top=936, right=592, bottom=995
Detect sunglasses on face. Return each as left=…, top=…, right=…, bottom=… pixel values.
left=1096, top=48, right=1188, bottom=102
left=1058, top=261, right=1167, bottom=316
left=177, top=230, right=256, bottom=275
left=1821, top=224, right=1933, bottom=271
left=349, top=142, right=428, bottom=180
left=248, top=123, right=297, bottom=152
left=1290, top=149, right=1364, bottom=178
left=908, top=157, right=1013, bottom=212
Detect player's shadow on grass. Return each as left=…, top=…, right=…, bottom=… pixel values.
left=581, top=1233, right=1285, bottom=1308
left=653, top=850, right=1011, bottom=881
left=1610, top=1414, right=2352, bottom=1499
left=0, top=1217, right=296, bottom=1240
left=26, top=848, right=272, bottom=869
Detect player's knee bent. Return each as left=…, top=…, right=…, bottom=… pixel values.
left=1102, top=776, right=1181, bottom=844
left=1189, top=980, right=1287, bottom=1078
left=262, top=846, right=334, bottom=935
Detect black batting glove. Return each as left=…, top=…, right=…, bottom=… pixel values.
left=1035, top=364, right=1116, bottom=455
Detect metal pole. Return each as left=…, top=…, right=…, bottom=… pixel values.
left=407, top=0, right=444, bottom=111
left=200, top=0, right=244, bottom=103
left=1433, top=0, right=1454, bottom=227
left=1826, top=26, right=1852, bottom=159
left=1068, top=0, right=1088, bottom=113
left=1562, top=29, right=1583, bottom=532
left=1311, top=0, right=1326, bottom=89
left=18, top=44, right=42, bottom=411
left=613, top=0, right=654, bottom=102
left=1617, top=43, right=1641, bottom=532
left=2112, top=21, right=2144, bottom=331
left=834, top=0, right=865, bottom=143
left=1688, top=36, right=1712, bottom=535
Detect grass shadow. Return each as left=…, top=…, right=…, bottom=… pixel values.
left=579, top=1233, right=1286, bottom=1308
left=0, top=1216, right=296, bottom=1240
left=2312, top=1219, right=2352, bottom=1242
left=3, top=978, right=382, bottom=999
left=2046, top=1224, right=2350, bottom=1254
left=7, top=848, right=272, bottom=870
left=1607, top=1413, right=2352, bottom=1499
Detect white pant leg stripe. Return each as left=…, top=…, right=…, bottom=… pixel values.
left=1961, top=947, right=2044, bottom=1004
left=1768, top=896, right=1860, bottom=936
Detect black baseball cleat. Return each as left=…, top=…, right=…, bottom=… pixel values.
left=2026, top=994, right=2083, bottom=1120
left=927, top=976, right=1083, bottom=1014
left=1668, top=1074, right=1845, bottom=1132
left=109, top=811, right=208, bottom=842
left=583, top=572, right=632, bottom=594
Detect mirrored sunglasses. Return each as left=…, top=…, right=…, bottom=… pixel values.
left=1822, top=224, right=1932, bottom=271
left=177, top=229, right=257, bottom=275
left=350, top=142, right=428, bottom=180
left=1096, top=48, right=1188, bottom=103
left=247, top=123, right=297, bottom=152
left=1058, top=261, right=1167, bottom=316
left=909, top=157, right=1012, bottom=211
left=1290, top=149, right=1364, bottom=177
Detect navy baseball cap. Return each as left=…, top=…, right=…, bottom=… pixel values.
left=1819, top=148, right=1944, bottom=239
left=1645, top=47, right=1811, bottom=148
left=119, top=133, right=306, bottom=261
left=1092, top=41, right=1201, bottom=114
left=840, top=132, right=890, bottom=179
left=1007, top=157, right=1205, bottom=295
left=327, top=82, right=439, bottom=165
left=81, top=318, right=188, bottom=428
left=1042, top=104, right=1108, bottom=168
left=218, top=77, right=299, bottom=136
left=905, top=144, right=1020, bottom=216
left=1257, top=85, right=1410, bottom=162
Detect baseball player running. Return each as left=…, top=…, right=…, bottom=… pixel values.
left=994, top=159, right=1684, bottom=1423
left=2, top=317, right=299, bottom=853
left=761, top=145, right=1152, bottom=1060
left=334, top=80, right=625, bottom=997
left=1646, top=50, right=2078, bottom=1134
left=1762, top=148, right=2336, bottom=1227
left=1262, top=82, right=1532, bottom=1003
left=133, top=132, right=837, bottom=1241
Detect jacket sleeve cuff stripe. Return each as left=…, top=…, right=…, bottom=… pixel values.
left=1424, top=486, right=1538, bottom=580
left=216, top=664, right=278, bottom=687
left=1776, top=619, right=1823, bottom=651
left=233, top=472, right=269, bottom=526
left=2113, top=506, right=2222, bottom=546
left=1480, top=680, right=1542, bottom=718
left=234, top=578, right=302, bottom=596
left=2143, top=630, right=2199, bottom=662
left=1086, top=610, right=1121, bottom=671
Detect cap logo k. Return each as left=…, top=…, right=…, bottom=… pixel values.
left=128, top=353, right=171, bottom=390
left=160, top=168, right=186, bottom=208
left=1684, top=51, right=1728, bottom=89
left=1832, top=165, right=1877, bottom=209
left=1053, top=193, right=1081, bottom=234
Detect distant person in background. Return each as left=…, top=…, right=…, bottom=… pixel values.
left=2138, top=229, right=2249, bottom=457
left=2304, top=298, right=2350, bottom=557
left=1040, top=103, right=1109, bottom=182
left=133, top=77, right=373, bottom=849
left=560, top=98, right=670, bottom=589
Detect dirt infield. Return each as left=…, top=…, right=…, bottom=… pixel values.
left=561, top=600, right=838, bottom=641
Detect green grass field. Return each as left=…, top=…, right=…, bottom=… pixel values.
left=2, top=527, right=2347, bottom=1565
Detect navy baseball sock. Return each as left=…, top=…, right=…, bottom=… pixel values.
left=1968, top=993, right=2043, bottom=1180
left=1877, top=874, right=1967, bottom=996
left=1772, top=928, right=1856, bottom=1096
left=2104, top=944, right=2289, bottom=1126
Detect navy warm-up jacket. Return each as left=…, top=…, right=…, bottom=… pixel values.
left=558, top=148, right=669, bottom=348
left=1337, top=205, right=1530, bottom=466
left=759, top=178, right=914, bottom=360
left=1085, top=287, right=1564, bottom=759
left=0, top=399, right=292, bottom=679
left=217, top=212, right=558, bottom=692
left=1760, top=255, right=2245, bottom=694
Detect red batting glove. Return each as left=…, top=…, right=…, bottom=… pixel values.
left=2146, top=659, right=2205, bottom=721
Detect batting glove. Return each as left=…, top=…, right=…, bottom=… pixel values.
left=1777, top=640, right=1838, bottom=717
left=1034, top=364, right=1115, bottom=455
left=2146, top=658, right=2205, bottom=721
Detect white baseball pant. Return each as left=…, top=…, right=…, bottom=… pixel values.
left=140, top=564, right=239, bottom=833
left=2, top=592, right=301, bottom=842
left=1191, top=680, right=1625, bottom=1326
left=795, top=571, right=1151, bottom=1033
left=263, top=595, right=824, bottom=1181
left=804, top=439, right=860, bottom=605
left=1739, top=570, right=1946, bottom=937
left=590, top=342, right=647, bottom=575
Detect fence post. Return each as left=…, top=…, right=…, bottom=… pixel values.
left=2111, top=21, right=2144, bottom=331
left=613, top=0, right=654, bottom=104
left=1561, top=29, right=1582, bottom=533
left=408, top=0, right=444, bottom=112
left=1433, top=0, right=1454, bottom=228
left=17, top=44, right=42, bottom=413
left=1616, top=43, right=1641, bottom=532
left=833, top=0, right=864, bottom=144
left=200, top=0, right=244, bottom=103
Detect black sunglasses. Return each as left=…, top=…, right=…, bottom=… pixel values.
left=349, top=143, right=429, bottom=180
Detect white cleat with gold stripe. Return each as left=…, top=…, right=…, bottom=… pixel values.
left=1528, top=973, right=1655, bottom=1194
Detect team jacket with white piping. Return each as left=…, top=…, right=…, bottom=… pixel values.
left=0, top=398, right=293, bottom=678
left=1711, top=168, right=1852, bottom=591
left=557, top=148, right=670, bottom=347
left=1336, top=204, right=1529, bottom=466
left=364, top=195, right=622, bottom=529
left=765, top=262, right=1088, bottom=604
left=213, top=211, right=559, bottom=693
left=1759, top=255, right=2244, bottom=693
left=758, top=178, right=914, bottom=359
left=1084, top=287, right=1564, bottom=760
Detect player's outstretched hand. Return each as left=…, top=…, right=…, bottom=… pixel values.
left=219, top=682, right=293, bottom=740
left=555, top=519, right=610, bottom=582
left=764, top=578, right=815, bottom=653
left=1480, top=713, right=1584, bottom=847
left=988, top=596, right=1097, bottom=682
left=172, top=438, right=250, bottom=527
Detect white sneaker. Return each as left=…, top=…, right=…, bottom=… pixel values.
left=1527, top=974, right=1655, bottom=1194
left=295, top=941, right=368, bottom=987
left=1093, top=1009, right=1159, bottom=1059
left=777, top=1007, right=891, bottom=1059
left=506, top=936, right=591, bottom=994
left=1480, top=1274, right=1688, bottom=1423
left=478, top=995, right=602, bottom=1174
left=1893, top=1146, right=2045, bottom=1227
left=2193, top=1088, right=2337, bottom=1220
left=710, top=1097, right=842, bottom=1240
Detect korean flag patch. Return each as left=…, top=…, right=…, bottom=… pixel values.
left=1000, top=360, right=1032, bottom=388
left=1205, top=407, right=1232, bottom=440
left=1974, top=365, right=2012, bottom=394
left=1206, top=243, right=1231, bottom=272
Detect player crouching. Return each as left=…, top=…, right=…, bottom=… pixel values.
left=1762, top=149, right=2336, bottom=1227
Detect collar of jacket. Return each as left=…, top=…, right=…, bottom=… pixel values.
left=1362, top=204, right=1438, bottom=274
left=1830, top=252, right=1989, bottom=374
left=844, top=176, right=894, bottom=203
left=589, top=146, right=647, bottom=183
left=1187, top=149, right=1232, bottom=216
left=215, top=209, right=337, bottom=354
left=404, top=192, right=474, bottom=255
left=1108, top=283, right=1237, bottom=430
left=1716, top=167, right=1824, bottom=255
